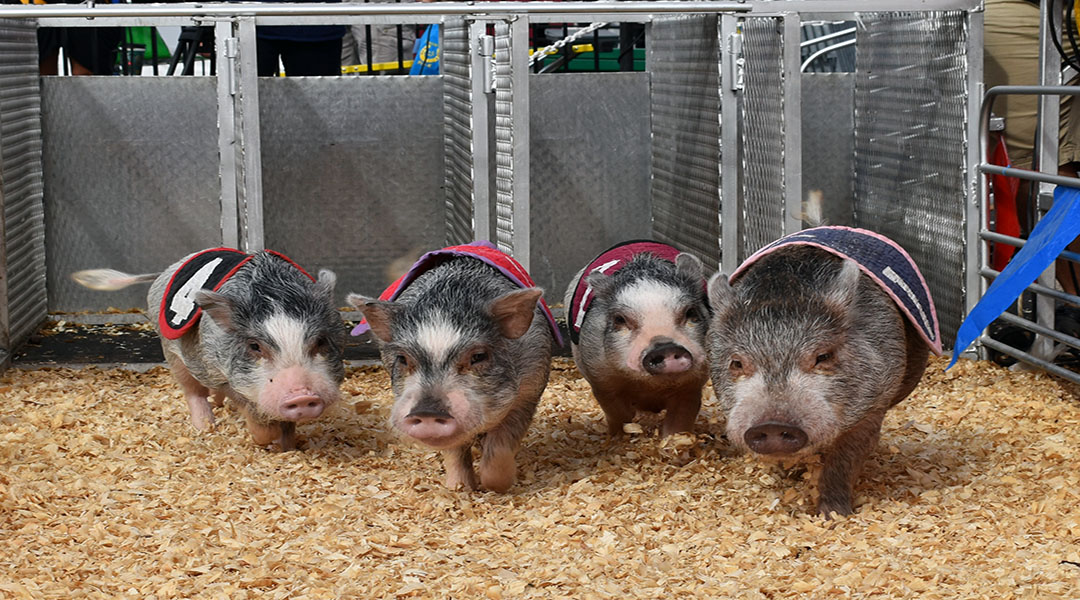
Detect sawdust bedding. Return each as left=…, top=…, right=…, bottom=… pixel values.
left=1, top=356, right=1079, bottom=599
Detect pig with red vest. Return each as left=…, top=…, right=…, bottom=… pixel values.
left=72, top=249, right=346, bottom=450
left=564, top=241, right=710, bottom=437
left=707, top=227, right=941, bottom=517
left=347, top=241, right=558, bottom=492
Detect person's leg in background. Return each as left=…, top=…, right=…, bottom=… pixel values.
left=278, top=39, right=342, bottom=76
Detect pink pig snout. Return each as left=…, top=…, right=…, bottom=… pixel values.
left=642, top=340, right=694, bottom=375
left=280, top=394, right=325, bottom=421
left=265, top=366, right=336, bottom=422
left=399, top=396, right=462, bottom=447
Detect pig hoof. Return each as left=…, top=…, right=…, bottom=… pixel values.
left=817, top=499, right=853, bottom=519
left=479, top=468, right=515, bottom=493
left=189, top=411, right=215, bottom=432
left=445, top=474, right=477, bottom=491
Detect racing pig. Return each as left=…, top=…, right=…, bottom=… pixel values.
left=564, top=241, right=710, bottom=436
left=347, top=241, right=559, bottom=492
left=707, top=227, right=941, bottom=517
left=72, top=248, right=346, bottom=450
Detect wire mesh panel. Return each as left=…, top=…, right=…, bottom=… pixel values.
left=853, top=11, right=968, bottom=344
left=493, top=21, right=515, bottom=255
left=740, top=17, right=787, bottom=261
left=442, top=18, right=474, bottom=246
left=0, top=19, right=46, bottom=350
left=649, top=14, right=721, bottom=272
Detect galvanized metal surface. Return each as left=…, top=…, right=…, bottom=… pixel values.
left=648, top=14, right=721, bottom=272
left=853, top=11, right=969, bottom=345
left=740, top=17, right=787, bottom=261
left=257, top=76, right=446, bottom=299
left=529, top=72, right=652, bottom=295
left=801, top=73, right=854, bottom=227
left=441, top=19, right=474, bottom=246
left=0, top=19, right=46, bottom=348
left=493, top=21, right=515, bottom=256
left=41, top=77, right=220, bottom=312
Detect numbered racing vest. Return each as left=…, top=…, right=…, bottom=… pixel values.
left=158, top=248, right=313, bottom=340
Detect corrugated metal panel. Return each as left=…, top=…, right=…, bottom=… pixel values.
left=41, top=78, right=220, bottom=312
left=0, top=19, right=47, bottom=349
left=493, top=21, right=515, bottom=254
left=649, top=14, right=721, bottom=271
left=740, top=17, right=786, bottom=260
left=530, top=73, right=652, bottom=295
left=853, top=11, right=968, bottom=345
left=258, top=77, right=446, bottom=298
left=441, top=18, right=475, bottom=246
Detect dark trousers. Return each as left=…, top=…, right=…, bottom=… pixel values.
left=256, top=38, right=342, bottom=76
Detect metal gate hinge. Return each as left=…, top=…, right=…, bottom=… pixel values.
left=726, top=30, right=744, bottom=91
left=478, top=34, right=496, bottom=94
left=224, top=37, right=239, bottom=96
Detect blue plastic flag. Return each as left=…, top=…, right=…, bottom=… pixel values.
left=409, top=24, right=440, bottom=75
left=949, top=184, right=1080, bottom=368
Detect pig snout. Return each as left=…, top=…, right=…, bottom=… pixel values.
left=279, top=394, right=325, bottom=421
left=401, top=396, right=461, bottom=444
left=265, top=366, right=336, bottom=422
left=642, top=340, right=694, bottom=375
left=744, top=422, right=809, bottom=455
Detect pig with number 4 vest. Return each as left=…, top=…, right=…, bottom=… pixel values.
left=565, top=241, right=711, bottom=437
left=72, top=248, right=346, bottom=450
left=348, top=241, right=560, bottom=492
left=707, top=227, right=941, bottom=517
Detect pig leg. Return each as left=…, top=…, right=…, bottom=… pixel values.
left=278, top=422, right=297, bottom=451
left=816, top=410, right=886, bottom=518
left=241, top=405, right=287, bottom=448
left=166, top=353, right=215, bottom=432
left=594, top=389, right=636, bottom=436
left=443, top=445, right=478, bottom=491
left=478, top=414, right=531, bottom=492
left=210, top=389, right=227, bottom=408
left=661, top=391, right=702, bottom=437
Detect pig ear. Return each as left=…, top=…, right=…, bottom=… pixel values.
left=707, top=272, right=736, bottom=314
left=489, top=287, right=543, bottom=340
left=194, top=290, right=237, bottom=332
left=824, top=259, right=862, bottom=308
left=346, top=293, right=399, bottom=343
left=584, top=271, right=616, bottom=298
left=675, top=252, right=704, bottom=280
left=315, top=269, right=337, bottom=301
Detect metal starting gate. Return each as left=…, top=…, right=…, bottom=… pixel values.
left=0, top=0, right=985, bottom=372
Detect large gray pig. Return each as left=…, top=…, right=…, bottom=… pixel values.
left=707, top=227, right=940, bottom=517
left=73, top=248, right=346, bottom=450
left=347, top=241, right=558, bottom=492
left=564, top=241, right=710, bottom=436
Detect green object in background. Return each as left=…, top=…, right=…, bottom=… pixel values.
left=563, top=47, right=646, bottom=72
left=125, top=27, right=171, bottom=61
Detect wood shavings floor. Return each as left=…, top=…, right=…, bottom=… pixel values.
left=1, top=356, right=1078, bottom=598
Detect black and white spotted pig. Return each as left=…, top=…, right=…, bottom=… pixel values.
left=73, top=249, right=346, bottom=450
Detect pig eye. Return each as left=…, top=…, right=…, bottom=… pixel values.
left=470, top=351, right=489, bottom=365
left=248, top=341, right=264, bottom=356
left=815, top=352, right=833, bottom=365
left=685, top=307, right=703, bottom=324
left=730, top=358, right=743, bottom=370
left=612, top=314, right=628, bottom=328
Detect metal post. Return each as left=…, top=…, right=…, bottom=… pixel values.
left=215, top=19, right=240, bottom=249
left=236, top=16, right=265, bottom=252
left=966, top=8, right=985, bottom=359
left=470, top=20, right=492, bottom=242
left=720, top=13, right=742, bottom=274
left=509, top=16, right=531, bottom=269
left=782, top=12, right=802, bottom=235
left=1030, top=0, right=1063, bottom=360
